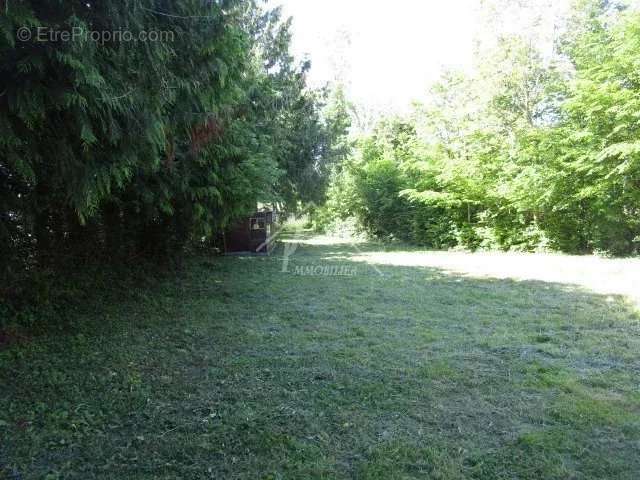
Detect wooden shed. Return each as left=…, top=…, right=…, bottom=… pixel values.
left=224, top=208, right=279, bottom=255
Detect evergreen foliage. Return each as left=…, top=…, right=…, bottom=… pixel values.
left=0, top=1, right=348, bottom=296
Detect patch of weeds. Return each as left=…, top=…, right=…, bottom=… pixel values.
left=468, top=428, right=576, bottom=479
left=357, top=441, right=465, bottom=480
left=415, top=328, right=439, bottom=344
left=521, top=362, right=580, bottom=392
left=418, top=359, right=461, bottom=381
left=549, top=393, right=638, bottom=430
left=351, top=326, right=367, bottom=338
left=533, top=333, right=553, bottom=344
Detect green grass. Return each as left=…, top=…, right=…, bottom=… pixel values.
left=1, top=233, right=640, bottom=479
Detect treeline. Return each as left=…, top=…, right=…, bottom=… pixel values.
left=0, top=1, right=349, bottom=295
left=319, top=0, right=640, bottom=256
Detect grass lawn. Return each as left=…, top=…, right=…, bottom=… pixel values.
left=1, top=233, right=640, bottom=479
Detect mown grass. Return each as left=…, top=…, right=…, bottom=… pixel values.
left=1, top=233, right=639, bottom=479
